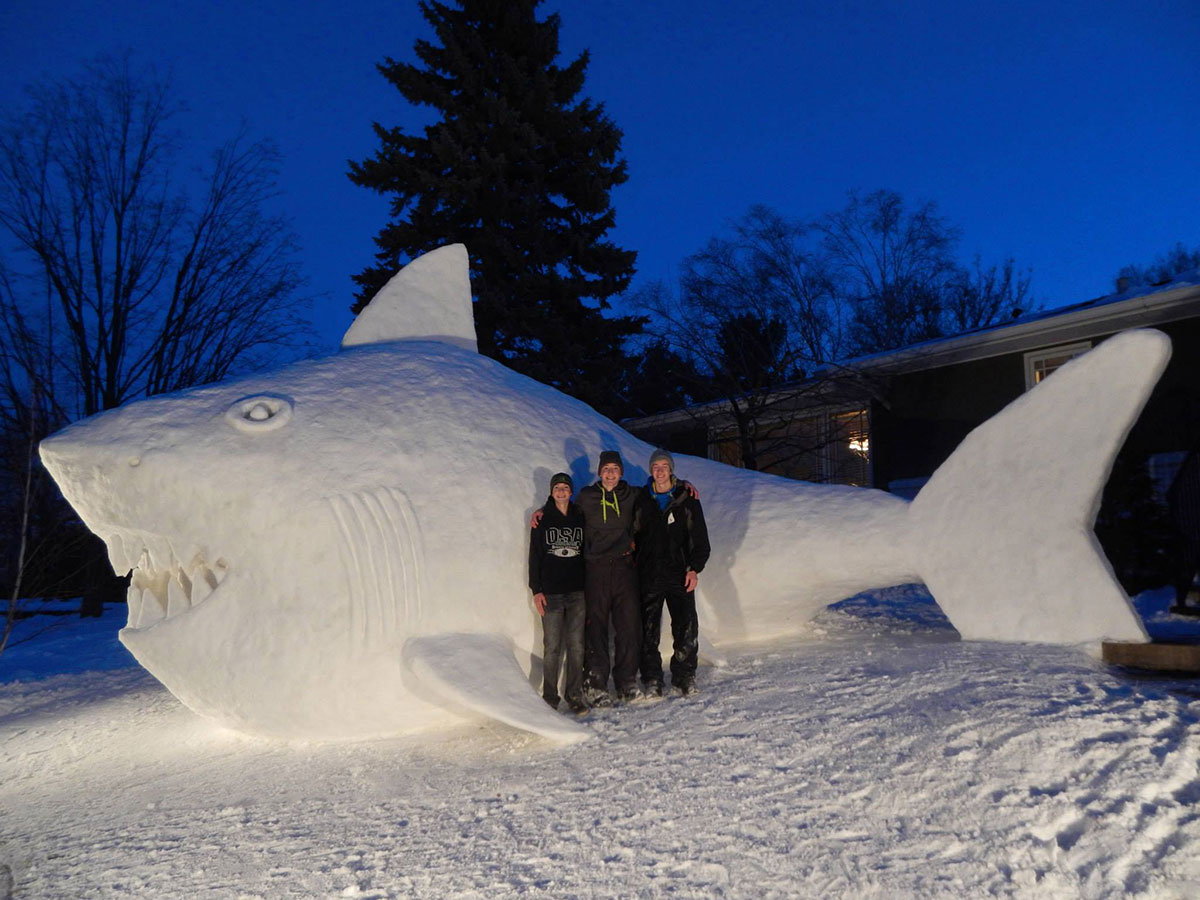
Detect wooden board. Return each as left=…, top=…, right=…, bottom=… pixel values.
left=1102, top=641, right=1200, bottom=673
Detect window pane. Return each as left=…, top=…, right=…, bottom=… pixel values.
left=829, top=409, right=870, bottom=486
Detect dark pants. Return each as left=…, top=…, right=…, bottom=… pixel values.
left=585, top=557, right=640, bottom=693
left=542, top=590, right=585, bottom=706
left=640, top=588, right=699, bottom=686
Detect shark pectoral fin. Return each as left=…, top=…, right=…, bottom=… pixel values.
left=403, top=633, right=590, bottom=745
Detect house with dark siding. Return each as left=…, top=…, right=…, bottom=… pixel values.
left=623, top=270, right=1200, bottom=500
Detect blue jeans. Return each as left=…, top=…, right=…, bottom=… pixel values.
left=543, top=590, right=586, bottom=706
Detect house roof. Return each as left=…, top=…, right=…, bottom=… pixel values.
left=622, top=269, right=1200, bottom=433
left=838, top=268, right=1200, bottom=375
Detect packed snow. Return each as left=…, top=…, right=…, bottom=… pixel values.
left=3, top=587, right=1199, bottom=898
left=35, top=246, right=1163, bottom=743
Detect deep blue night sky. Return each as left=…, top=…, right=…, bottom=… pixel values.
left=3, top=0, right=1197, bottom=351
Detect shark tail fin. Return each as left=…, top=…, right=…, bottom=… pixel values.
left=909, top=329, right=1170, bottom=643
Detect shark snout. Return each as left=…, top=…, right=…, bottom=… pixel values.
left=40, top=430, right=152, bottom=525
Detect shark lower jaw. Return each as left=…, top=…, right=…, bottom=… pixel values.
left=104, top=530, right=232, bottom=632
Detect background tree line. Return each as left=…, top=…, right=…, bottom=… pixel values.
left=621, top=195, right=1034, bottom=475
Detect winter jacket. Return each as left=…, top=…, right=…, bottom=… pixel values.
left=528, top=499, right=585, bottom=595
left=633, top=480, right=711, bottom=594
left=576, top=480, right=642, bottom=561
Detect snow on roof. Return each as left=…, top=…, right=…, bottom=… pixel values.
left=840, top=267, right=1200, bottom=375
left=623, top=269, right=1200, bottom=429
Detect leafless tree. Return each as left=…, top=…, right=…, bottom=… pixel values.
left=0, top=55, right=310, bottom=634
left=629, top=197, right=1034, bottom=482
left=631, top=207, right=880, bottom=478
left=0, top=54, right=309, bottom=419
left=818, top=189, right=963, bottom=355
left=943, top=256, right=1034, bottom=334
left=1115, top=241, right=1200, bottom=291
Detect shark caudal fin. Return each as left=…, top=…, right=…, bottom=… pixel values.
left=909, top=329, right=1171, bottom=644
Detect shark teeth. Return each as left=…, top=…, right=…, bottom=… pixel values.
left=104, top=533, right=133, bottom=575
left=123, top=540, right=230, bottom=631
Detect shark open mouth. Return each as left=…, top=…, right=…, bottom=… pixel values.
left=105, top=531, right=230, bottom=631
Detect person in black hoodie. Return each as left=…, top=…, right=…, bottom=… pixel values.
left=528, top=472, right=587, bottom=714
left=634, top=448, right=711, bottom=696
left=575, top=450, right=643, bottom=706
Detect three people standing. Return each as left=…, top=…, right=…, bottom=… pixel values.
left=528, top=448, right=711, bottom=712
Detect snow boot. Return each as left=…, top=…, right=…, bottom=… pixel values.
left=566, top=697, right=589, bottom=716
left=583, top=686, right=613, bottom=709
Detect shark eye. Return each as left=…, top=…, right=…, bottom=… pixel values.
left=224, top=394, right=293, bottom=433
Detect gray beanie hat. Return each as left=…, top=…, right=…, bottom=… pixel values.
left=597, top=449, right=623, bottom=473
left=649, top=448, right=674, bottom=473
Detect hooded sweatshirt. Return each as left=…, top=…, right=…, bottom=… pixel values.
left=576, top=479, right=642, bottom=561
left=528, top=498, right=585, bottom=594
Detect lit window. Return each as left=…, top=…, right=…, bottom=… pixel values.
left=707, top=406, right=869, bottom=486
left=1023, top=341, right=1092, bottom=390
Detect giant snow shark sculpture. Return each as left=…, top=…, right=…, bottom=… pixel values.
left=40, top=244, right=1167, bottom=745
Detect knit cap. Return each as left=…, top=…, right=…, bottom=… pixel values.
left=648, top=448, right=674, bottom=473
left=550, top=472, right=573, bottom=491
left=597, top=450, right=623, bottom=473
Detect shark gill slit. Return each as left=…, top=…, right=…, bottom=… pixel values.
left=327, top=496, right=372, bottom=645
left=388, top=486, right=424, bottom=626
left=359, top=490, right=401, bottom=635
left=326, top=487, right=422, bottom=649
left=345, top=492, right=389, bottom=644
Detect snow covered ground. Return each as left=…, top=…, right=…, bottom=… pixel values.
left=3, top=587, right=1200, bottom=899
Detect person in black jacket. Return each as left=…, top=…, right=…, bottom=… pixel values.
left=528, top=472, right=587, bottom=713
left=634, top=449, right=711, bottom=696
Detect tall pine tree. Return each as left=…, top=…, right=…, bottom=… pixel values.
left=349, top=0, right=641, bottom=414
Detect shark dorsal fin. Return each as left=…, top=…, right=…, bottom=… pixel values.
left=341, top=244, right=477, bottom=352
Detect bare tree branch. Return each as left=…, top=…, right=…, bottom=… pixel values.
left=0, top=55, right=311, bottom=639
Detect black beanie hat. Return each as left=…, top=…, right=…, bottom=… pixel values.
left=550, top=472, right=573, bottom=492
left=597, top=450, right=623, bottom=474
